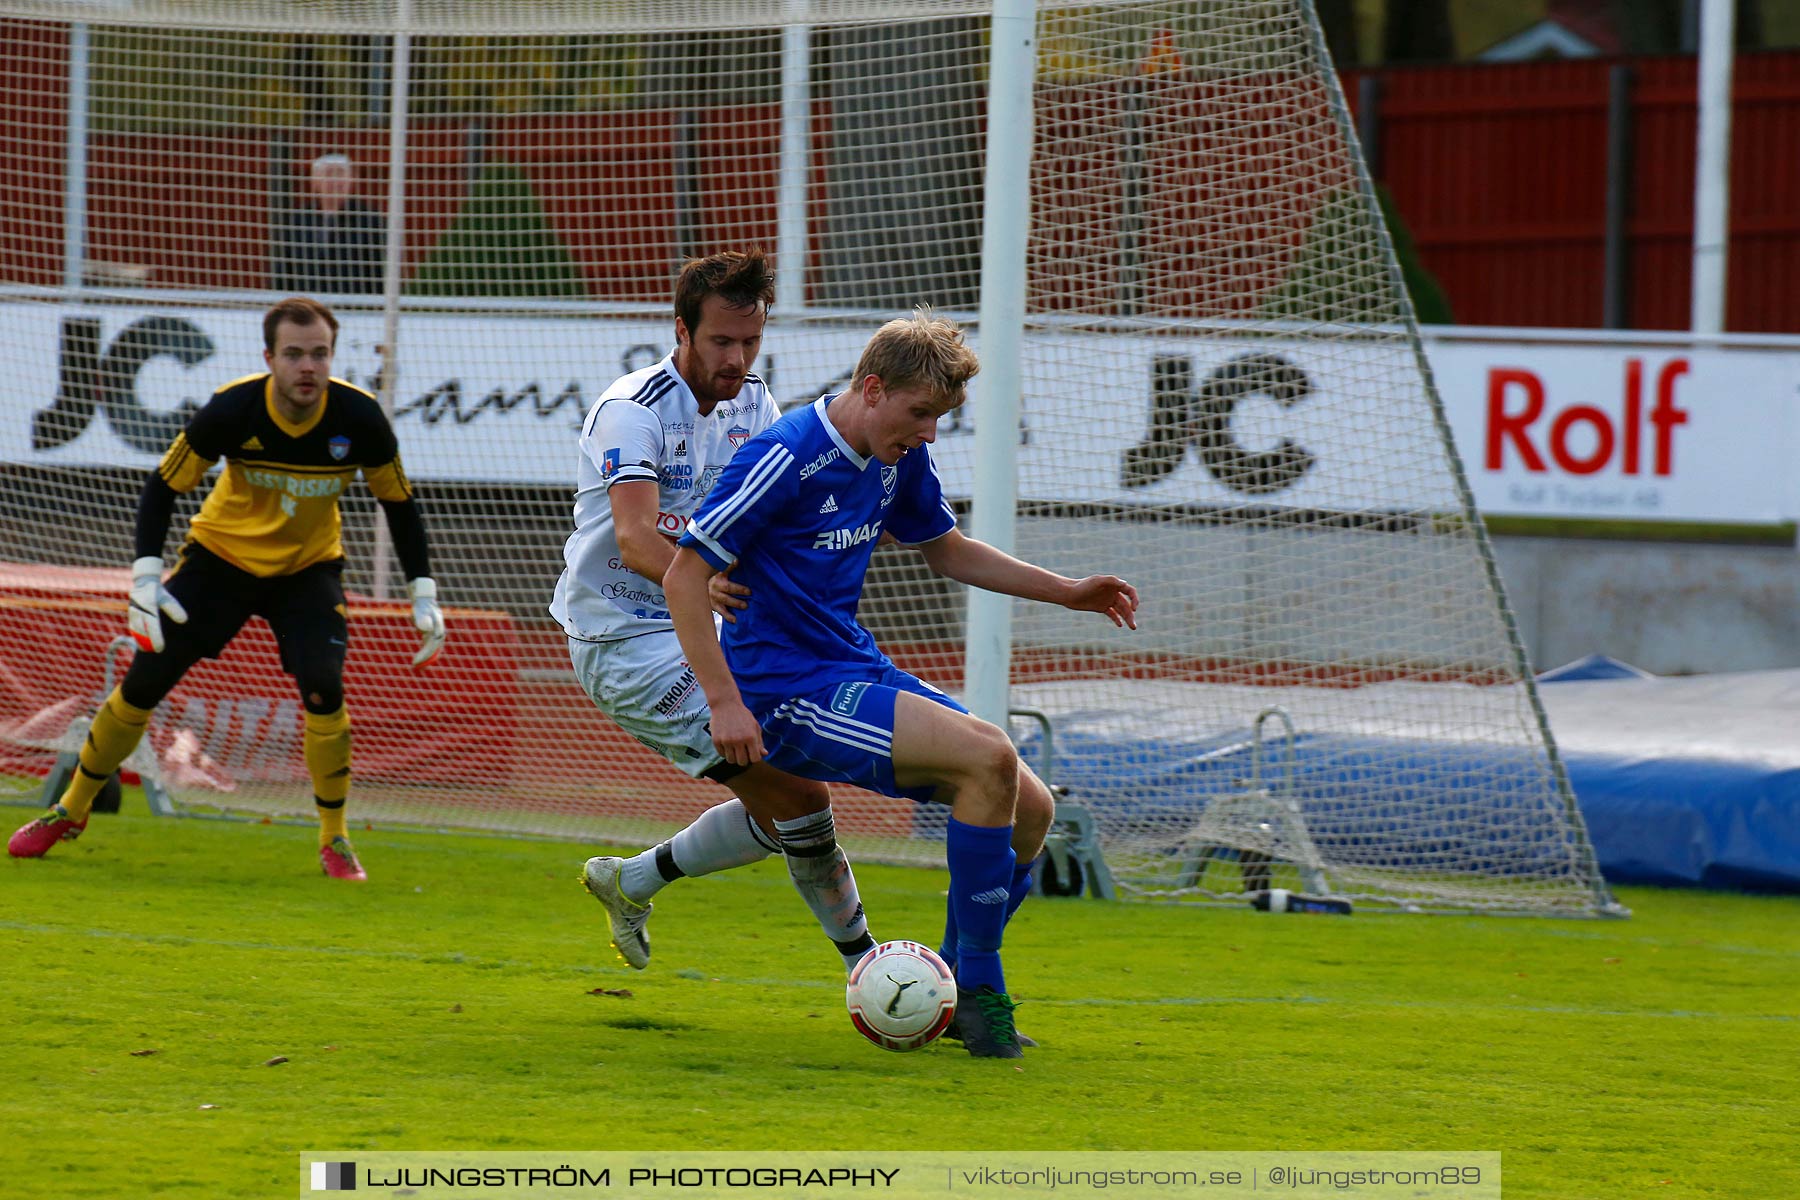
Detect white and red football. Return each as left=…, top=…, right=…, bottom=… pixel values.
left=845, top=940, right=957, bottom=1051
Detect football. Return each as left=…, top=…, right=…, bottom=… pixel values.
left=844, top=940, right=957, bottom=1051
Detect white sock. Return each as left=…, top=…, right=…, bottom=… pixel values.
left=617, top=798, right=779, bottom=902
left=774, top=808, right=876, bottom=971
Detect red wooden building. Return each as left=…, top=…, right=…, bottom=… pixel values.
left=3, top=18, right=1796, bottom=334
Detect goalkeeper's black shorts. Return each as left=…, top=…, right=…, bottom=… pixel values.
left=124, top=542, right=348, bottom=703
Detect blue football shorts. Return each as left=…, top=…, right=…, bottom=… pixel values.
left=755, top=662, right=968, bottom=803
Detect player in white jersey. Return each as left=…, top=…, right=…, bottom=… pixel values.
left=551, top=249, right=874, bottom=975
left=666, top=309, right=1137, bottom=1058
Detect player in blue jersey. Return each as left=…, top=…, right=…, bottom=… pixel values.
left=666, top=309, right=1138, bottom=1058
left=553, top=249, right=874, bottom=978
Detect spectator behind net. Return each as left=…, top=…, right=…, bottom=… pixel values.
left=275, top=153, right=384, bottom=295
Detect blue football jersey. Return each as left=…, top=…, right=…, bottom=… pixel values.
left=679, top=396, right=957, bottom=712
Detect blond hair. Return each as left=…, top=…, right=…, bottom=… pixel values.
left=851, top=307, right=979, bottom=407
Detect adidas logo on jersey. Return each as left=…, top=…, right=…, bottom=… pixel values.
left=240, top=436, right=264, bottom=452
left=818, top=495, right=839, bottom=514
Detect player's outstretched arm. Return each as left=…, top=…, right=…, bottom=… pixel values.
left=915, top=527, right=1139, bottom=629
left=664, top=547, right=765, bottom=766
left=1061, top=572, right=1141, bottom=629
left=127, top=475, right=190, bottom=652
left=377, top=496, right=445, bottom=667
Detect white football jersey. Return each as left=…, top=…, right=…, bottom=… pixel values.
left=550, top=353, right=777, bottom=642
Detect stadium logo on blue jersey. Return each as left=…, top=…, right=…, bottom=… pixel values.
left=881, top=464, right=898, bottom=493
left=601, top=447, right=621, bottom=478
left=830, top=681, right=871, bottom=717
left=813, top=521, right=883, bottom=551
left=799, top=448, right=840, bottom=479
left=727, top=425, right=751, bottom=448
left=328, top=435, right=351, bottom=461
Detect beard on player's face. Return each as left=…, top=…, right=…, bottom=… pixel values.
left=677, top=297, right=764, bottom=409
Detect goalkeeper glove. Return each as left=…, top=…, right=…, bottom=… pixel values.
left=408, top=576, right=446, bottom=668
left=128, top=556, right=188, bottom=653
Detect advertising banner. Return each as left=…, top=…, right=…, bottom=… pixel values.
left=1428, top=332, right=1798, bottom=524
left=5, top=302, right=1795, bottom=522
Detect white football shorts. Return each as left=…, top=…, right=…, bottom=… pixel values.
left=568, top=627, right=722, bottom=779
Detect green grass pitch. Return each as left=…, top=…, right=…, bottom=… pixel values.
left=4, top=796, right=1797, bottom=1199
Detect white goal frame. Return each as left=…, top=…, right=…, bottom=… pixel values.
left=0, top=0, right=1620, bottom=917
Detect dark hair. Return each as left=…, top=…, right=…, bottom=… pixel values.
left=263, top=297, right=339, bottom=351
left=674, top=248, right=775, bottom=336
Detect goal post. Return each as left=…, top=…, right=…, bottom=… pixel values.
left=0, top=0, right=1618, bottom=916
left=966, top=0, right=1037, bottom=729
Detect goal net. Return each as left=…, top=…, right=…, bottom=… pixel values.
left=0, top=0, right=1616, bottom=915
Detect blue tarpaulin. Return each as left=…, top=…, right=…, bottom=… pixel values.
left=1538, top=661, right=1800, bottom=891
left=1006, top=662, right=1800, bottom=894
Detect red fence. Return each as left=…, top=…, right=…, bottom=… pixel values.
left=3, top=17, right=1796, bottom=334
left=1350, top=50, right=1800, bottom=333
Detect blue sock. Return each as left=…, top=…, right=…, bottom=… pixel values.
left=942, top=854, right=1041, bottom=971
left=1006, top=855, right=1038, bottom=923
left=944, top=818, right=1015, bottom=993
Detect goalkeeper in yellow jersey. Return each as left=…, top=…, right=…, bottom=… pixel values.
left=7, top=297, right=445, bottom=879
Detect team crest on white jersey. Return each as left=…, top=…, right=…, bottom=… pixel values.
left=728, top=425, right=751, bottom=448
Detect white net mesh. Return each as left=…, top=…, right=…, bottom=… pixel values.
left=0, top=1, right=1614, bottom=914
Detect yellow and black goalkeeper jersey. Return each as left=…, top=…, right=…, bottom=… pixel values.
left=155, top=374, right=414, bottom=578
